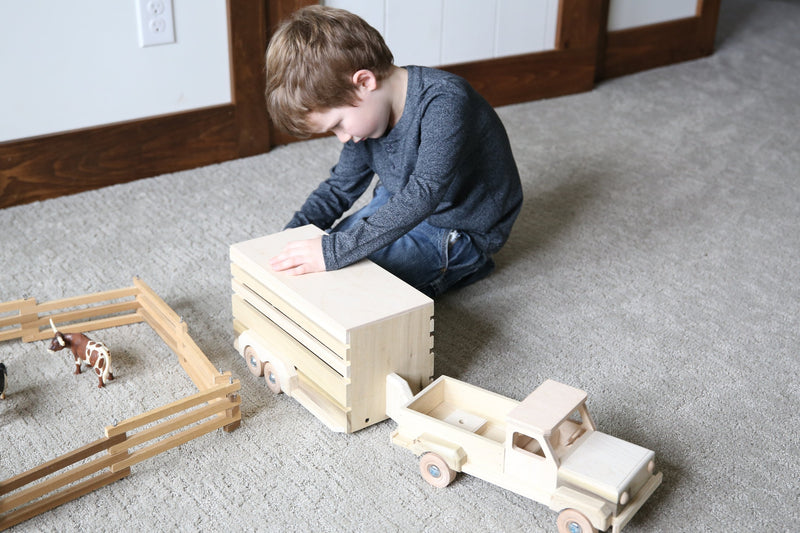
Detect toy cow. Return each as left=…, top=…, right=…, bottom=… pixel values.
left=0, top=362, right=6, bottom=399
left=48, top=319, right=114, bottom=388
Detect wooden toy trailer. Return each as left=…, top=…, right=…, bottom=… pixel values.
left=0, top=278, right=241, bottom=530
left=230, top=225, right=434, bottom=433
left=386, top=374, right=662, bottom=533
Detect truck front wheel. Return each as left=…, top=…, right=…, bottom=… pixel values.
left=556, top=509, right=597, bottom=533
left=419, top=453, right=455, bottom=488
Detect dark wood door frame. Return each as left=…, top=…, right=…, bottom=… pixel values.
left=0, top=1, right=273, bottom=209
left=0, top=0, right=720, bottom=209
left=598, top=0, right=721, bottom=80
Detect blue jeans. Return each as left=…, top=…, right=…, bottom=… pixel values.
left=331, top=186, right=494, bottom=298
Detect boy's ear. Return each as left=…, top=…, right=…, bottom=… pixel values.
left=352, top=70, right=378, bottom=93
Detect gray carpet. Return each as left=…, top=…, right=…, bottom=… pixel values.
left=1, top=0, right=798, bottom=530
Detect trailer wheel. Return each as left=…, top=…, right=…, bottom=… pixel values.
left=264, top=362, right=283, bottom=394
left=243, top=346, right=264, bottom=377
left=419, top=453, right=455, bottom=488
left=556, top=509, right=597, bottom=533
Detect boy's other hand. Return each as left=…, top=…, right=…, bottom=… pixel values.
left=269, top=236, right=325, bottom=275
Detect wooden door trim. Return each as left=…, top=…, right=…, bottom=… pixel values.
left=599, top=0, right=721, bottom=80
left=0, top=1, right=271, bottom=209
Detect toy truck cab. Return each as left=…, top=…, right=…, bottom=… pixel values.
left=387, top=375, right=662, bottom=533
left=506, top=380, right=661, bottom=532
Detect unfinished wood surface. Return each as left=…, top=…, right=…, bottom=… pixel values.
left=232, top=295, right=350, bottom=406
left=231, top=225, right=434, bottom=433
left=0, top=433, right=126, bottom=496
left=133, top=277, right=181, bottom=327
left=0, top=299, right=37, bottom=343
left=347, top=306, right=434, bottom=431
left=33, top=286, right=139, bottom=314
left=231, top=263, right=348, bottom=356
left=390, top=374, right=662, bottom=532
left=0, top=468, right=130, bottom=531
left=508, top=379, right=588, bottom=436
left=108, top=395, right=241, bottom=456
left=232, top=293, right=349, bottom=379
left=232, top=278, right=349, bottom=373
left=30, top=314, right=144, bottom=343
left=231, top=225, right=433, bottom=341
left=39, top=300, right=140, bottom=328
left=105, top=381, right=240, bottom=438
left=0, top=287, right=143, bottom=343
left=0, top=450, right=124, bottom=514
left=111, top=416, right=234, bottom=473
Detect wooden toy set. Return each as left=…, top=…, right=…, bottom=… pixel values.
left=230, top=224, right=434, bottom=433
left=229, top=226, right=662, bottom=533
left=0, top=278, right=240, bottom=530
left=1, top=227, right=661, bottom=532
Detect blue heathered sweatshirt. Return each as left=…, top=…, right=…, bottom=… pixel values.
left=286, top=65, right=523, bottom=271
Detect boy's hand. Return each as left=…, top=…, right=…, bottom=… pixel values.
left=269, top=236, right=326, bottom=275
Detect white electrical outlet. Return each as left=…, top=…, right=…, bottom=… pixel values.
left=136, top=0, right=175, bottom=47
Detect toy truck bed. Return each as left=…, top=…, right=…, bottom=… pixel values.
left=390, top=375, right=520, bottom=483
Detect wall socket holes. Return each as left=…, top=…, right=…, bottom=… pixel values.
left=136, top=0, right=175, bottom=47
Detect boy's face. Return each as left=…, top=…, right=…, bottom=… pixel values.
left=307, top=71, right=393, bottom=144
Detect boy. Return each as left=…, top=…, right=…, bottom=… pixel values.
left=266, top=5, right=522, bottom=298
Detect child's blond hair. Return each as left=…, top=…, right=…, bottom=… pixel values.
left=266, top=5, right=394, bottom=138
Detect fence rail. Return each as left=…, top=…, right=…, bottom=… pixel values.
left=0, top=278, right=241, bottom=530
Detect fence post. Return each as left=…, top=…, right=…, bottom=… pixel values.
left=105, top=426, right=131, bottom=476
left=19, top=298, right=39, bottom=342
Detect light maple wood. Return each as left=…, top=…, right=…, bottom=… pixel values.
left=388, top=374, right=662, bottom=533
left=230, top=225, right=434, bottom=433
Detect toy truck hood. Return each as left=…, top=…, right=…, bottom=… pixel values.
left=558, top=431, right=654, bottom=502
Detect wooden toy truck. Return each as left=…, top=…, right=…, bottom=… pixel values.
left=386, top=374, right=662, bottom=533
left=230, top=225, right=434, bottom=433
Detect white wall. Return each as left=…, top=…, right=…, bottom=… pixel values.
left=0, top=0, right=230, bottom=142
left=325, top=0, right=559, bottom=67
left=608, top=0, right=697, bottom=31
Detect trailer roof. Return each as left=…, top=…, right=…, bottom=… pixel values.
left=507, top=379, right=587, bottom=435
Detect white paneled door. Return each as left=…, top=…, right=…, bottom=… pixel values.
left=325, top=0, right=558, bottom=67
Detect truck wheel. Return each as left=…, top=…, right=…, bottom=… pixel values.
left=419, top=453, right=455, bottom=488
left=556, top=509, right=597, bottom=533
left=264, top=362, right=282, bottom=394
left=244, top=346, right=264, bottom=377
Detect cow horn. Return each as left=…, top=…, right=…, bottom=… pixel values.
left=49, top=318, right=66, bottom=347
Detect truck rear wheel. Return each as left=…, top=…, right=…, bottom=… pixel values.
left=556, top=509, right=597, bottom=533
left=244, top=346, right=264, bottom=377
left=264, top=362, right=283, bottom=394
left=419, top=453, right=455, bottom=488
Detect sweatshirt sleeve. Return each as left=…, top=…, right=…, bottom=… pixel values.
left=322, top=91, right=473, bottom=270
left=285, top=142, right=375, bottom=231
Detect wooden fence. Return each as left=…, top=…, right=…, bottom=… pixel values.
left=0, top=278, right=241, bottom=530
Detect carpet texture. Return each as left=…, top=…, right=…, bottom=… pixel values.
left=1, top=0, right=798, bottom=530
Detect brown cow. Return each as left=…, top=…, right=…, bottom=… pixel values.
left=48, top=319, right=114, bottom=388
